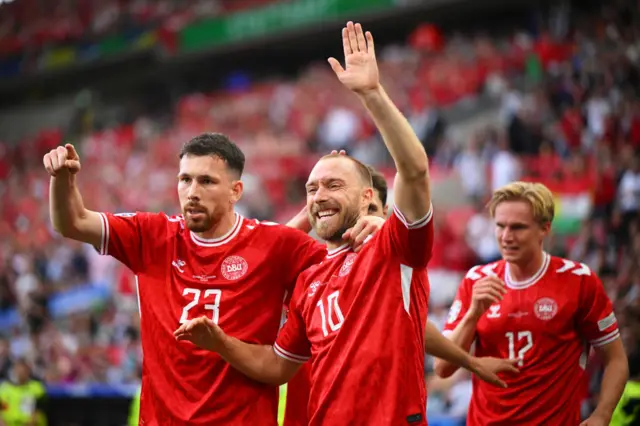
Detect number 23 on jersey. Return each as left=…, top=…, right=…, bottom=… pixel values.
left=180, top=288, right=222, bottom=324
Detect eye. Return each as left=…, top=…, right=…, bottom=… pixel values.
left=306, top=187, right=317, bottom=194
left=180, top=177, right=191, bottom=184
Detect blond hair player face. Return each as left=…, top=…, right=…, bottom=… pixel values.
left=489, top=182, right=554, bottom=274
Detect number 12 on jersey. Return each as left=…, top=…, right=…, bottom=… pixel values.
left=180, top=288, right=222, bottom=324
left=506, top=331, right=533, bottom=367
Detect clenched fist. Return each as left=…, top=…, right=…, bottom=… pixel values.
left=468, top=276, right=507, bottom=319
left=43, top=144, right=81, bottom=177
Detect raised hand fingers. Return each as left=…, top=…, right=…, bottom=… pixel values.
left=354, top=23, right=367, bottom=52
left=342, top=27, right=352, bottom=57
left=346, top=21, right=359, bottom=53
left=365, top=31, right=375, bottom=58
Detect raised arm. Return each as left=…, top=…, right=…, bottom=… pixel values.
left=174, top=316, right=301, bottom=386
left=328, top=22, right=430, bottom=222
left=44, top=144, right=103, bottom=247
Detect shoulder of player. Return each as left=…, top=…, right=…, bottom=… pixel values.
left=548, top=255, right=599, bottom=285
left=463, top=260, right=506, bottom=284
left=244, top=218, right=315, bottom=241
left=107, top=211, right=182, bottom=228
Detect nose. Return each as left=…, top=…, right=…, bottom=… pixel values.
left=187, top=181, right=200, bottom=201
left=501, top=227, right=514, bottom=243
left=313, top=186, right=330, bottom=204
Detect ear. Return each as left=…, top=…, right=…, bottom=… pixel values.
left=230, top=180, right=244, bottom=205
left=360, top=187, right=374, bottom=213
left=540, top=221, right=552, bottom=237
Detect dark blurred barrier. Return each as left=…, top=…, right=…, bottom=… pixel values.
left=46, top=399, right=465, bottom=426
left=46, top=384, right=137, bottom=426
left=49, top=396, right=131, bottom=426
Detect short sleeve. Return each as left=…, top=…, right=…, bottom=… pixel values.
left=577, top=272, right=619, bottom=348
left=443, top=276, right=473, bottom=336
left=278, top=227, right=327, bottom=295
left=97, top=212, right=166, bottom=274
left=377, top=204, right=434, bottom=269
left=274, top=279, right=311, bottom=363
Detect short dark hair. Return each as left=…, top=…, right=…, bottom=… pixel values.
left=320, top=154, right=372, bottom=187
left=179, top=133, right=245, bottom=178
left=367, top=166, right=388, bottom=206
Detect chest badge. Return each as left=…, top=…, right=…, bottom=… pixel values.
left=339, top=253, right=357, bottom=277
left=221, top=256, right=248, bottom=280
left=534, top=297, right=558, bottom=321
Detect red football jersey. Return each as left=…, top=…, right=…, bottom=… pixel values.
left=443, top=254, right=620, bottom=425
left=96, top=212, right=326, bottom=425
left=275, top=206, right=434, bottom=426
left=283, top=362, right=312, bottom=426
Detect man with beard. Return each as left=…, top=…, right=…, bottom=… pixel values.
left=43, top=133, right=382, bottom=425
left=280, top=165, right=519, bottom=425
left=174, top=22, right=517, bottom=425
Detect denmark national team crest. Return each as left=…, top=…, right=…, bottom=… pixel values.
left=339, top=253, right=357, bottom=277
left=534, top=297, right=558, bottom=320
left=221, top=256, right=248, bottom=280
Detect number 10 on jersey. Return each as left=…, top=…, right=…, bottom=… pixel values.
left=180, top=288, right=222, bottom=324
left=317, top=291, right=345, bottom=337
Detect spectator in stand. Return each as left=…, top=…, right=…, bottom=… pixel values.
left=0, top=338, right=12, bottom=382
left=490, top=134, right=521, bottom=192
left=617, top=154, right=640, bottom=240
left=454, top=136, right=487, bottom=203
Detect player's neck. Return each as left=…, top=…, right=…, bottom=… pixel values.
left=325, top=239, right=348, bottom=252
left=507, top=250, right=545, bottom=282
left=194, top=213, right=237, bottom=240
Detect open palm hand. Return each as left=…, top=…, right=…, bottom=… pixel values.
left=328, top=21, right=380, bottom=94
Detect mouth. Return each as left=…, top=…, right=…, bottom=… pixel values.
left=502, top=246, right=519, bottom=254
left=316, top=209, right=339, bottom=223
left=185, top=206, right=206, bottom=219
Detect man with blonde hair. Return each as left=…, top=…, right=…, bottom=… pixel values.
left=435, top=181, right=629, bottom=425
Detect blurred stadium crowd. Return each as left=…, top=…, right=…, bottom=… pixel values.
left=0, top=0, right=277, bottom=57
left=0, top=0, right=639, bottom=422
